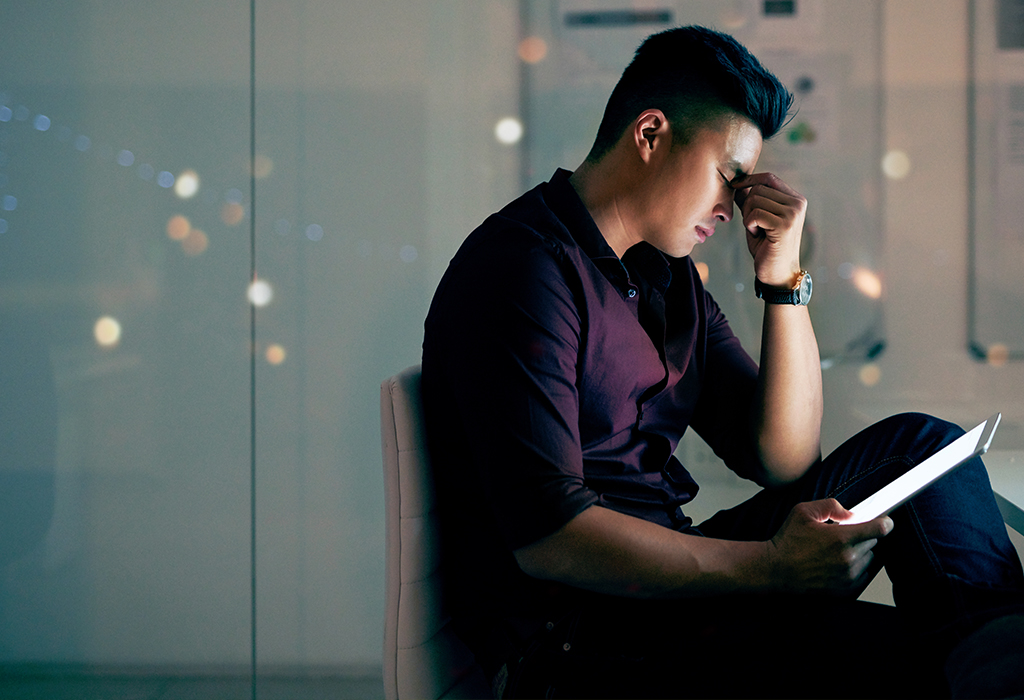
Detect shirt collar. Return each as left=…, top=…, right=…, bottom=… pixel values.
left=542, top=168, right=620, bottom=264
left=543, top=168, right=672, bottom=294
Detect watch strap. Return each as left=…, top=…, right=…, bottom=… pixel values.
left=755, top=271, right=811, bottom=305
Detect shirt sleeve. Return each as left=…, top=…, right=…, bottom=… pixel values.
left=423, top=220, right=599, bottom=551
left=688, top=288, right=763, bottom=481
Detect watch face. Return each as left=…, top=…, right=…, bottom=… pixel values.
left=798, top=272, right=812, bottom=304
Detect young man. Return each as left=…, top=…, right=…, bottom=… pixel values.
left=422, top=26, right=1024, bottom=698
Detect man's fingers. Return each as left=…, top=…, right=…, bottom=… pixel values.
left=731, top=171, right=801, bottom=198
left=798, top=498, right=851, bottom=523
left=833, top=515, right=894, bottom=551
left=798, top=499, right=894, bottom=541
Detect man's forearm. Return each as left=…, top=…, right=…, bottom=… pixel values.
left=514, top=505, right=773, bottom=599
left=753, top=302, right=823, bottom=484
left=513, top=502, right=890, bottom=600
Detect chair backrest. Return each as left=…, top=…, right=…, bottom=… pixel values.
left=380, top=365, right=490, bottom=700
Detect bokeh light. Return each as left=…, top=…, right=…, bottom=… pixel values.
left=247, top=279, right=273, bottom=307
left=859, top=363, right=882, bottom=387
left=94, top=316, right=122, bottom=348
left=694, top=261, right=710, bottom=284
left=495, top=117, right=524, bottom=145
left=221, top=202, right=245, bottom=226
left=266, top=344, right=287, bottom=365
left=987, top=343, right=1010, bottom=367
left=719, top=7, right=749, bottom=29
left=851, top=267, right=883, bottom=299
left=174, top=169, right=200, bottom=199
left=167, top=214, right=191, bottom=241
left=518, top=36, right=548, bottom=63
left=181, top=229, right=209, bottom=256
left=253, top=154, right=273, bottom=179
left=399, top=244, right=418, bottom=263
left=305, top=224, right=324, bottom=242
left=882, top=150, right=911, bottom=180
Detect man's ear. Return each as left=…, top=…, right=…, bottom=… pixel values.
left=633, top=109, right=669, bottom=163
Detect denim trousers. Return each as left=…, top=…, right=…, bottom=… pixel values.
left=499, top=414, right=1024, bottom=699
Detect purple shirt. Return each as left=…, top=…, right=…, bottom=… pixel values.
left=422, top=169, right=760, bottom=625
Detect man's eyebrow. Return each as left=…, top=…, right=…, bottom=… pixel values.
left=725, top=160, right=748, bottom=179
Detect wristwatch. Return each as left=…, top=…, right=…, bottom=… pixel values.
left=755, top=270, right=812, bottom=306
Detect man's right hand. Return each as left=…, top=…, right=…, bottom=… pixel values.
left=763, top=498, right=893, bottom=594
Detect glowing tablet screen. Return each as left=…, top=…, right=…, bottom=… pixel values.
left=843, top=414, right=1001, bottom=525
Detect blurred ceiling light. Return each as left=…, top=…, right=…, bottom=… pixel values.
left=518, top=36, right=548, bottom=63
left=694, top=261, right=710, bottom=284
left=221, top=202, right=245, bottom=226
left=851, top=266, right=883, bottom=299
left=94, top=316, right=122, bottom=348
left=495, top=117, right=524, bottom=145
left=174, top=169, right=200, bottom=199
left=167, top=214, right=191, bottom=241
left=247, top=279, right=273, bottom=307
left=858, top=363, right=882, bottom=387
left=265, top=344, right=286, bottom=365
left=181, top=229, right=209, bottom=256
left=882, top=149, right=911, bottom=180
left=117, top=149, right=135, bottom=167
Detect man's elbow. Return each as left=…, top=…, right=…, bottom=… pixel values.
left=754, top=449, right=821, bottom=487
left=513, top=535, right=567, bottom=580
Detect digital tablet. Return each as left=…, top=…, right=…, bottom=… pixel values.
left=842, top=413, right=1002, bottom=525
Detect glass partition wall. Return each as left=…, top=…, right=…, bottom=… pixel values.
left=0, top=0, right=254, bottom=668
left=0, top=0, right=519, bottom=691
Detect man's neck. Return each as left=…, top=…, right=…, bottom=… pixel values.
left=568, top=157, right=641, bottom=259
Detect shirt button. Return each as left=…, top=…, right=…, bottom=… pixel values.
left=628, top=288, right=637, bottom=298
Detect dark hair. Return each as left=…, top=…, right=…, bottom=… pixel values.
left=586, top=25, right=793, bottom=161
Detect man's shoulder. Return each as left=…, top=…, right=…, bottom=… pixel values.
left=454, top=185, right=580, bottom=268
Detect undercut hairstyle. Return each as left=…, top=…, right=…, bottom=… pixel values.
left=586, top=25, right=794, bottom=162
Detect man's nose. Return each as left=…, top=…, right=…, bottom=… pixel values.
left=714, top=197, right=734, bottom=223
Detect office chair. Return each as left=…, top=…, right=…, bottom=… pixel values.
left=380, top=365, right=490, bottom=700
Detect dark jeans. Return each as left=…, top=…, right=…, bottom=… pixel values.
left=497, top=414, right=1024, bottom=699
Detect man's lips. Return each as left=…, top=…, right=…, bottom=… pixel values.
left=696, top=226, right=714, bottom=242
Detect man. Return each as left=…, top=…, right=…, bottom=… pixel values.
left=422, top=26, right=1024, bottom=698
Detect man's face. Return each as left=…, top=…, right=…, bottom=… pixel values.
left=638, top=114, right=763, bottom=259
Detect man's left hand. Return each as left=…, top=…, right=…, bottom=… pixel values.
left=732, top=173, right=807, bottom=288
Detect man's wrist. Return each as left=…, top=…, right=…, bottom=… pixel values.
left=755, top=270, right=812, bottom=306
